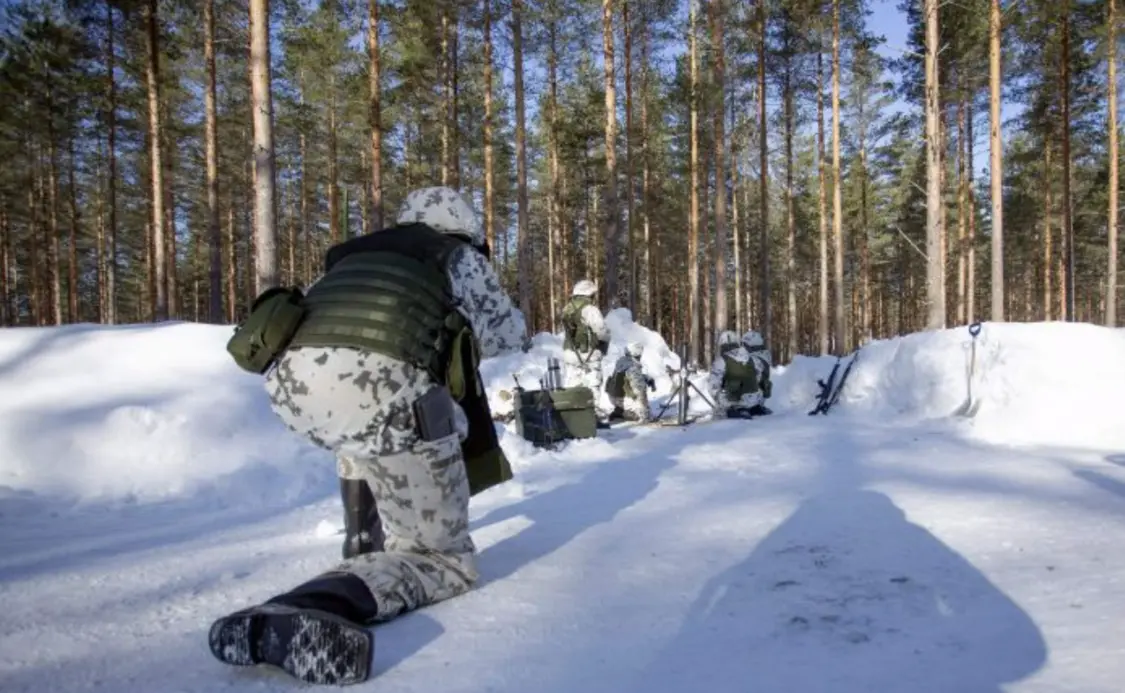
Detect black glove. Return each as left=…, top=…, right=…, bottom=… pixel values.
left=596, top=340, right=610, bottom=355
left=762, top=380, right=772, bottom=399
left=646, top=376, right=656, bottom=391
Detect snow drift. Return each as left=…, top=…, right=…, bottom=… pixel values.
left=0, top=316, right=1121, bottom=510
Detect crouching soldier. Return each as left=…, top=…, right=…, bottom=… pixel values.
left=605, top=342, right=655, bottom=423
left=709, top=329, right=773, bottom=419
left=213, top=186, right=527, bottom=685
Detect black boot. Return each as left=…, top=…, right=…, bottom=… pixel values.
left=341, top=477, right=384, bottom=559
left=208, top=572, right=379, bottom=685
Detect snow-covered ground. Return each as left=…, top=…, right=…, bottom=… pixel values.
left=1, top=316, right=1123, bottom=692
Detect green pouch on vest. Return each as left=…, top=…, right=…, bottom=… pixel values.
left=226, top=287, right=307, bottom=374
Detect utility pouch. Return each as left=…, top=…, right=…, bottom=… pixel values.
left=413, top=386, right=457, bottom=442
left=226, top=286, right=306, bottom=374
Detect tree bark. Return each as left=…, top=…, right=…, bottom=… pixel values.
left=204, top=0, right=222, bottom=322
left=641, top=19, right=653, bottom=327
left=989, top=0, right=1004, bottom=321
left=831, top=0, right=845, bottom=348
left=1061, top=3, right=1074, bottom=320
left=624, top=0, right=636, bottom=314
left=957, top=92, right=967, bottom=325
left=104, top=0, right=118, bottom=324
left=689, top=0, right=701, bottom=364
left=369, top=0, right=383, bottom=230
left=250, top=0, right=278, bottom=294
left=513, top=0, right=532, bottom=318
left=758, top=0, right=771, bottom=348
left=548, top=0, right=561, bottom=327
left=67, top=136, right=80, bottom=322
left=967, top=95, right=976, bottom=323
left=817, top=45, right=828, bottom=354
left=784, top=20, right=797, bottom=360
left=484, top=0, right=495, bottom=261
left=144, top=0, right=168, bottom=320
left=603, top=0, right=622, bottom=310
left=924, top=0, right=945, bottom=330
left=711, top=0, right=728, bottom=338
left=1110, top=0, right=1120, bottom=326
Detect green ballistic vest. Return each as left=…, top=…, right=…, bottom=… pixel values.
left=561, top=296, right=597, bottom=352
left=720, top=345, right=760, bottom=400
left=289, top=224, right=466, bottom=383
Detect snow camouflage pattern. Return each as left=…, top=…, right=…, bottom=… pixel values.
left=396, top=186, right=485, bottom=247
left=708, top=345, right=771, bottom=412
left=263, top=229, right=524, bottom=622
left=562, top=300, right=610, bottom=396
left=609, top=354, right=652, bottom=421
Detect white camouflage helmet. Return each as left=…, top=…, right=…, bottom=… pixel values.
left=717, top=330, right=740, bottom=348
left=396, top=186, right=484, bottom=247
left=626, top=341, right=644, bottom=357
left=742, top=330, right=764, bottom=348
left=572, top=279, right=598, bottom=297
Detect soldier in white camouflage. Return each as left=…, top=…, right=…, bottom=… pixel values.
left=708, top=329, right=773, bottom=418
left=559, top=278, right=611, bottom=397
left=605, top=341, right=655, bottom=423
left=208, top=186, right=527, bottom=686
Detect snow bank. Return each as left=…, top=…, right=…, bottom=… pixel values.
left=792, top=321, right=1125, bottom=451
left=0, top=323, right=332, bottom=508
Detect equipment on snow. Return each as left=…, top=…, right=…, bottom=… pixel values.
left=512, top=367, right=598, bottom=447
left=209, top=572, right=378, bottom=685
left=953, top=321, right=984, bottom=417
left=809, top=348, right=861, bottom=415
left=653, top=344, right=716, bottom=426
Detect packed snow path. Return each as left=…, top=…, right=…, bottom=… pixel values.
left=3, top=413, right=1124, bottom=692
left=1, top=319, right=1124, bottom=692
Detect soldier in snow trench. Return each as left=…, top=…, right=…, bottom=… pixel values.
left=605, top=341, right=656, bottom=423
left=708, top=329, right=773, bottom=419
left=209, top=186, right=528, bottom=685
left=560, top=279, right=611, bottom=410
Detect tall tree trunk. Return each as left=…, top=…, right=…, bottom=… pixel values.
left=711, top=0, right=728, bottom=338
left=1110, top=0, right=1119, bottom=326
left=67, top=137, right=80, bottom=322
left=144, top=0, right=168, bottom=321
left=989, top=0, right=1004, bottom=321
left=625, top=0, right=636, bottom=314
left=967, top=96, right=976, bottom=322
left=732, top=110, right=742, bottom=334
left=817, top=45, right=828, bottom=354
left=858, top=63, right=872, bottom=342
left=483, top=0, right=495, bottom=260
left=440, top=4, right=454, bottom=186
left=1061, top=3, right=1074, bottom=320
left=104, top=2, right=118, bottom=324
left=369, top=0, right=383, bottom=230
left=548, top=0, right=563, bottom=322
left=513, top=0, right=532, bottom=318
left=46, top=121, right=62, bottom=325
left=0, top=202, right=8, bottom=324
left=641, top=19, right=654, bottom=327
left=1044, top=142, right=1054, bottom=319
left=758, top=0, right=771, bottom=347
left=784, top=24, right=797, bottom=360
left=164, top=126, right=178, bottom=318
left=831, top=0, right=845, bottom=349
left=28, top=167, right=40, bottom=325
left=689, top=0, right=701, bottom=364
left=226, top=198, right=236, bottom=322
left=250, top=0, right=278, bottom=294
left=957, top=92, right=967, bottom=324
left=205, top=0, right=222, bottom=322
left=923, top=0, right=945, bottom=330
left=603, top=0, right=622, bottom=309
left=328, top=80, right=339, bottom=244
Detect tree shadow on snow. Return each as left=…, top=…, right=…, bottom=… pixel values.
left=631, top=489, right=1047, bottom=693
left=1072, top=468, right=1125, bottom=501
left=473, top=451, right=675, bottom=584
left=1104, top=453, right=1125, bottom=468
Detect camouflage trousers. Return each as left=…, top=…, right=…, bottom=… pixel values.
left=714, top=389, right=764, bottom=413
left=265, top=346, right=477, bottom=623
left=609, top=393, right=652, bottom=422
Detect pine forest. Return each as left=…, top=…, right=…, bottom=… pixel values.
left=0, top=0, right=1121, bottom=366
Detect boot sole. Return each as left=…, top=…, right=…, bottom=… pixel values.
left=209, top=603, right=373, bottom=685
